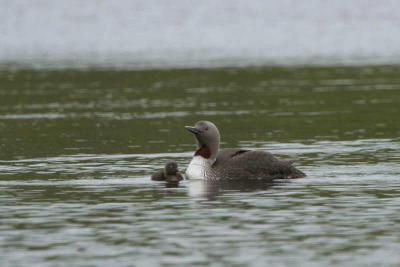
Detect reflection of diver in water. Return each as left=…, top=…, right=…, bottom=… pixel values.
left=188, top=179, right=283, bottom=199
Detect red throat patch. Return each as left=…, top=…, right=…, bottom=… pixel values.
left=195, top=145, right=211, bottom=158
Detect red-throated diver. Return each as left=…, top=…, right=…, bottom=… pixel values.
left=151, top=162, right=184, bottom=183
left=185, top=121, right=306, bottom=181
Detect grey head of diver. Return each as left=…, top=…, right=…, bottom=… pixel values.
left=184, top=121, right=220, bottom=162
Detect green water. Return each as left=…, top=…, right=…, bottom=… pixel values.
left=1, top=65, right=400, bottom=266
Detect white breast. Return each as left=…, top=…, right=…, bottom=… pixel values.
left=185, top=156, right=212, bottom=180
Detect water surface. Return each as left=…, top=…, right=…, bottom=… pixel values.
left=1, top=65, right=400, bottom=266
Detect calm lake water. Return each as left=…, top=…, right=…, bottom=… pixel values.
left=0, top=65, right=400, bottom=266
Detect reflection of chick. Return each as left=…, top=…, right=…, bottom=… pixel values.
left=151, top=162, right=184, bottom=183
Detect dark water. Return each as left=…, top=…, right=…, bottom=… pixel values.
left=1, top=65, right=400, bottom=266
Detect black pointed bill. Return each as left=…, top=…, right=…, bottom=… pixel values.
left=184, top=126, right=201, bottom=134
